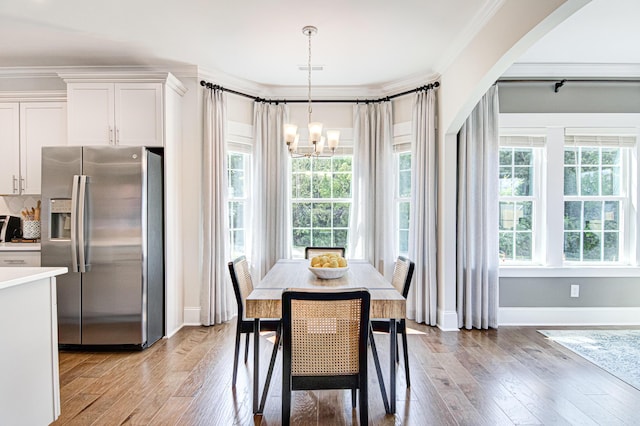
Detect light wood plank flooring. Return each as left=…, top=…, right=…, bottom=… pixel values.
left=52, top=321, right=640, bottom=425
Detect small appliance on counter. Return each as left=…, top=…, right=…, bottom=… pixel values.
left=0, top=215, right=21, bottom=242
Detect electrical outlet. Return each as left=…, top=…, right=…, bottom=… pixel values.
left=570, top=284, right=580, bottom=298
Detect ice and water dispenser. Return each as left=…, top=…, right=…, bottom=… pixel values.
left=49, top=199, right=72, bottom=240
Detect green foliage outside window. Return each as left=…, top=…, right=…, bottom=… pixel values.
left=291, top=156, right=352, bottom=258
left=563, top=147, right=621, bottom=262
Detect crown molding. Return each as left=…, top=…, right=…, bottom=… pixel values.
left=503, top=62, right=640, bottom=78
left=0, top=64, right=197, bottom=80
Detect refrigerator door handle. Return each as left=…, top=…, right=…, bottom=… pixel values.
left=78, top=175, right=88, bottom=273
left=70, top=175, right=80, bottom=273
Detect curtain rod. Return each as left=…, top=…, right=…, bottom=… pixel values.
left=199, top=80, right=439, bottom=104
left=497, top=78, right=640, bottom=93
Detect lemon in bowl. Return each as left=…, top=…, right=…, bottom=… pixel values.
left=309, top=253, right=349, bottom=279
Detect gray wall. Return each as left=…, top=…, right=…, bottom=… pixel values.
left=500, top=277, right=640, bottom=308
left=498, top=82, right=640, bottom=312
left=498, top=81, right=640, bottom=113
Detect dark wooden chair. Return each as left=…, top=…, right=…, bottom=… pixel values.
left=304, top=246, right=346, bottom=259
left=228, top=256, right=280, bottom=387
left=370, top=256, right=415, bottom=386
left=281, top=288, right=370, bottom=425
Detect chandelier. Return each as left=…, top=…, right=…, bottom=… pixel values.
left=284, top=26, right=339, bottom=157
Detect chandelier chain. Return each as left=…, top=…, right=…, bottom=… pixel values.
left=307, top=28, right=312, bottom=124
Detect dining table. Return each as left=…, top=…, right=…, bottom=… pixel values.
left=245, top=259, right=406, bottom=415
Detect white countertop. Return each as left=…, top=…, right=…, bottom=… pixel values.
left=0, top=242, right=41, bottom=251
left=0, top=267, right=67, bottom=291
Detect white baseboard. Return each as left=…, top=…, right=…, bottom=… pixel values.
left=183, top=307, right=201, bottom=326
left=499, top=307, right=640, bottom=326
left=437, top=309, right=459, bottom=331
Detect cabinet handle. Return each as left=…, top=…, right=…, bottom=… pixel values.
left=116, top=128, right=120, bottom=145
left=12, top=175, right=18, bottom=193
left=20, top=177, right=25, bottom=192
left=109, top=126, right=114, bottom=145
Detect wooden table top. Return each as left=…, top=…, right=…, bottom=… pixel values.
left=246, top=259, right=406, bottom=319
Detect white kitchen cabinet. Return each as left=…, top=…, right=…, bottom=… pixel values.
left=0, top=102, right=67, bottom=195
left=66, top=82, right=163, bottom=146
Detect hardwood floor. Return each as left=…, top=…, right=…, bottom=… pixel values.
left=52, top=321, right=640, bottom=425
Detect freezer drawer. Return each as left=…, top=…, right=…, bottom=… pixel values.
left=0, top=251, right=40, bottom=267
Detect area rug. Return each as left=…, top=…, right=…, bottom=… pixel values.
left=538, top=329, right=640, bottom=390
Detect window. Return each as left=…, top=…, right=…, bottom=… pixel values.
left=563, top=145, right=625, bottom=263
left=228, top=152, right=249, bottom=260
left=498, top=147, right=537, bottom=263
left=290, top=156, right=353, bottom=258
left=396, top=151, right=411, bottom=256
left=499, top=115, right=638, bottom=269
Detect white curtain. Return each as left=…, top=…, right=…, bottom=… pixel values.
left=456, top=85, right=499, bottom=329
left=200, top=87, right=234, bottom=325
left=349, top=102, right=395, bottom=276
left=407, top=89, right=438, bottom=325
left=251, top=102, right=291, bottom=279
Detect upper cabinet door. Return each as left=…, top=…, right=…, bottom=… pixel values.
left=20, top=102, right=68, bottom=195
left=0, top=103, right=20, bottom=194
left=67, top=83, right=115, bottom=146
left=114, top=83, right=163, bottom=147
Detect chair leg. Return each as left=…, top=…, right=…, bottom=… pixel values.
left=232, top=324, right=242, bottom=387
left=359, top=374, right=368, bottom=425
left=282, top=374, right=291, bottom=425
left=401, top=323, right=411, bottom=387
left=244, top=332, right=250, bottom=364
left=351, top=388, right=357, bottom=408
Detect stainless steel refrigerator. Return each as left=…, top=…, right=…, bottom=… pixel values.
left=41, top=146, right=164, bottom=349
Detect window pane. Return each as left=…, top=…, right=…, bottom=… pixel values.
left=499, top=167, right=513, bottom=196
left=399, top=153, right=411, bottom=170
left=602, top=148, right=620, bottom=165
left=332, top=173, right=351, bottom=198
left=312, top=173, right=331, bottom=198
left=312, top=229, right=332, bottom=246
left=399, top=230, right=409, bottom=255
left=292, top=202, right=311, bottom=227
left=499, top=150, right=513, bottom=165
left=564, top=166, right=577, bottom=195
left=292, top=229, right=311, bottom=248
left=580, top=166, right=599, bottom=196
left=229, top=153, right=243, bottom=170
left=292, top=173, right=311, bottom=198
left=564, top=201, right=581, bottom=230
left=604, top=201, right=619, bottom=231
left=601, top=166, right=620, bottom=196
left=231, top=230, right=245, bottom=257
left=399, top=202, right=410, bottom=229
left=564, top=232, right=581, bottom=261
left=333, top=229, right=348, bottom=247
left=514, top=149, right=532, bottom=165
left=229, top=201, right=244, bottom=229
left=583, top=230, right=602, bottom=261
left=292, top=157, right=311, bottom=172
left=315, top=158, right=331, bottom=172
left=604, top=232, right=619, bottom=261
left=564, top=148, right=576, bottom=165
left=499, top=202, right=515, bottom=231
left=515, top=232, right=532, bottom=261
left=584, top=201, right=602, bottom=231
left=313, top=203, right=332, bottom=227
left=499, top=232, right=513, bottom=261
left=581, top=148, right=599, bottom=165
left=333, top=157, right=352, bottom=172
left=229, top=170, right=244, bottom=197
left=399, top=170, right=411, bottom=197
left=333, top=203, right=350, bottom=228
left=513, top=166, right=532, bottom=196
left=516, top=202, right=532, bottom=231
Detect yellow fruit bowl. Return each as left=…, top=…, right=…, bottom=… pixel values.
left=308, top=266, right=349, bottom=280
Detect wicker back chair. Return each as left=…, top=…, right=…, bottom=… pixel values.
left=281, top=288, right=370, bottom=425
left=304, top=246, right=346, bottom=259
left=371, top=256, right=415, bottom=386
left=228, top=256, right=280, bottom=387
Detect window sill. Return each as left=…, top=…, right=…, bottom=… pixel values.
left=499, top=265, right=640, bottom=278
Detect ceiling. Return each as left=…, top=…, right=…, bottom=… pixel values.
left=0, top=0, right=639, bottom=92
